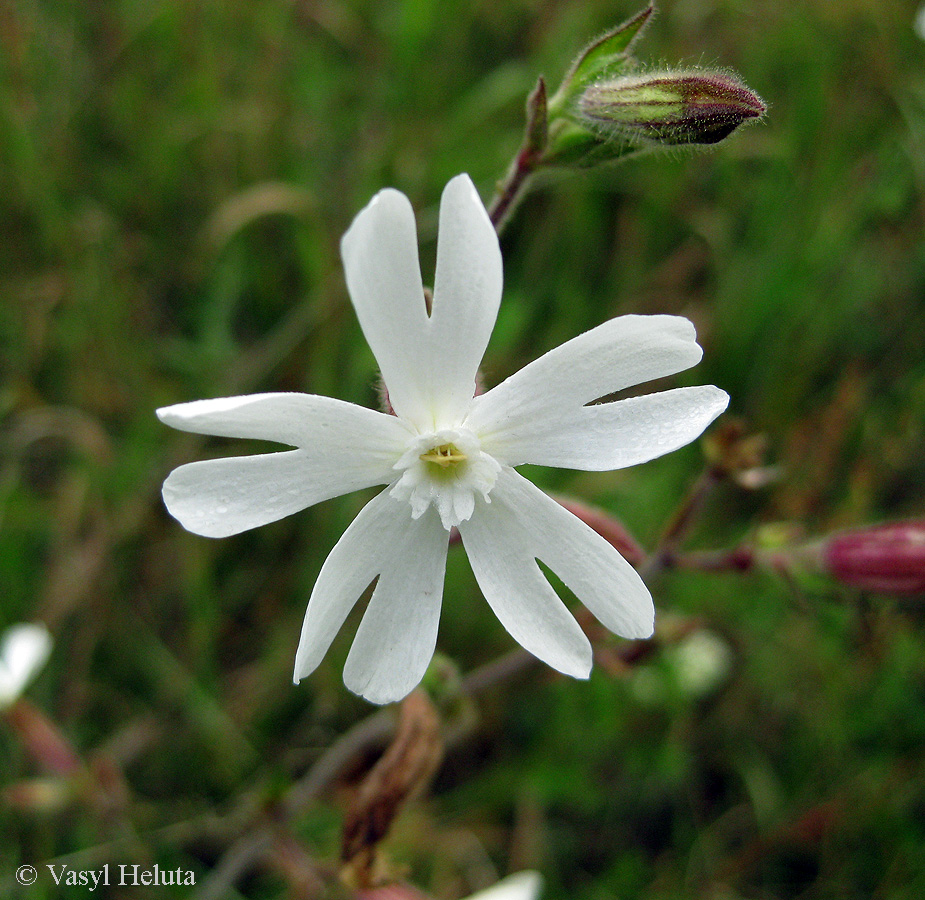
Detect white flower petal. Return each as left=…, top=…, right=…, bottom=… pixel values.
left=294, top=489, right=408, bottom=684
left=480, top=384, right=729, bottom=470
left=160, top=396, right=410, bottom=538
left=491, top=471, right=655, bottom=638
left=157, top=392, right=411, bottom=451
left=0, top=623, right=53, bottom=709
left=459, top=474, right=594, bottom=678
left=162, top=443, right=396, bottom=538
left=294, top=490, right=448, bottom=704
left=466, top=314, right=708, bottom=463
left=340, top=187, right=431, bottom=426
left=467, top=872, right=543, bottom=900
left=343, top=507, right=448, bottom=704
left=427, top=174, right=502, bottom=427
left=490, top=469, right=654, bottom=638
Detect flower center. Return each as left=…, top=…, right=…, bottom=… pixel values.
left=390, top=428, right=500, bottom=530
left=419, top=443, right=467, bottom=468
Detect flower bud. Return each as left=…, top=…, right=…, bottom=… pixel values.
left=822, top=521, right=925, bottom=594
left=577, top=71, right=765, bottom=146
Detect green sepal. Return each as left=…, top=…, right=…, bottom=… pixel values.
left=560, top=3, right=654, bottom=97
left=542, top=120, right=639, bottom=169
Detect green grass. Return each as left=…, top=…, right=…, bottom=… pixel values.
left=3, top=1, right=925, bottom=897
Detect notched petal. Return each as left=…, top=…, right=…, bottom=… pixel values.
left=463, top=469, right=654, bottom=644
left=294, top=494, right=450, bottom=705
left=469, top=315, right=726, bottom=471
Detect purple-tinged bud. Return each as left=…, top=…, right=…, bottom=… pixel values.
left=823, top=521, right=925, bottom=594
left=553, top=495, right=646, bottom=565
left=577, top=71, right=765, bottom=146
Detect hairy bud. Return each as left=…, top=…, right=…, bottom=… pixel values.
left=577, top=71, right=765, bottom=146
left=552, top=495, right=646, bottom=565
left=534, top=4, right=764, bottom=168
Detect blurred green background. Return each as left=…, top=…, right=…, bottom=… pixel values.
left=3, top=0, right=925, bottom=897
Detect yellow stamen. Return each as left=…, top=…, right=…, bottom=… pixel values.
left=420, top=443, right=467, bottom=468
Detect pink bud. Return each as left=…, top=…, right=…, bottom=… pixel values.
left=553, top=495, right=646, bottom=565
left=823, top=521, right=925, bottom=593
left=356, top=886, right=430, bottom=900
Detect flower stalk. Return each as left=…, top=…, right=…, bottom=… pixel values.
left=488, top=77, right=547, bottom=230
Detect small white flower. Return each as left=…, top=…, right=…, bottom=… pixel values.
left=0, top=623, right=53, bottom=710
left=158, top=174, right=728, bottom=704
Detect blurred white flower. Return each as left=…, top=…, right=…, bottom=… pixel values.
left=0, top=623, right=53, bottom=709
left=467, top=872, right=543, bottom=900
left=632, top=627, right=733, bottom=704
left=357, top=872, right=542, bottom=900
left=916, top=3, right=925, bottom=41
left=672, top=629, right=734, bottom=697
left=159, top=174, right=728, bottom=704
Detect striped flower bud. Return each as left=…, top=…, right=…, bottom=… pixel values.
left=577, top=71, right=765, bottom=146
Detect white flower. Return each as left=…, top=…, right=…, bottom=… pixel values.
left=158, top=174, right=728, bottom=704
left=0, top=623, right=53, bottom=710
